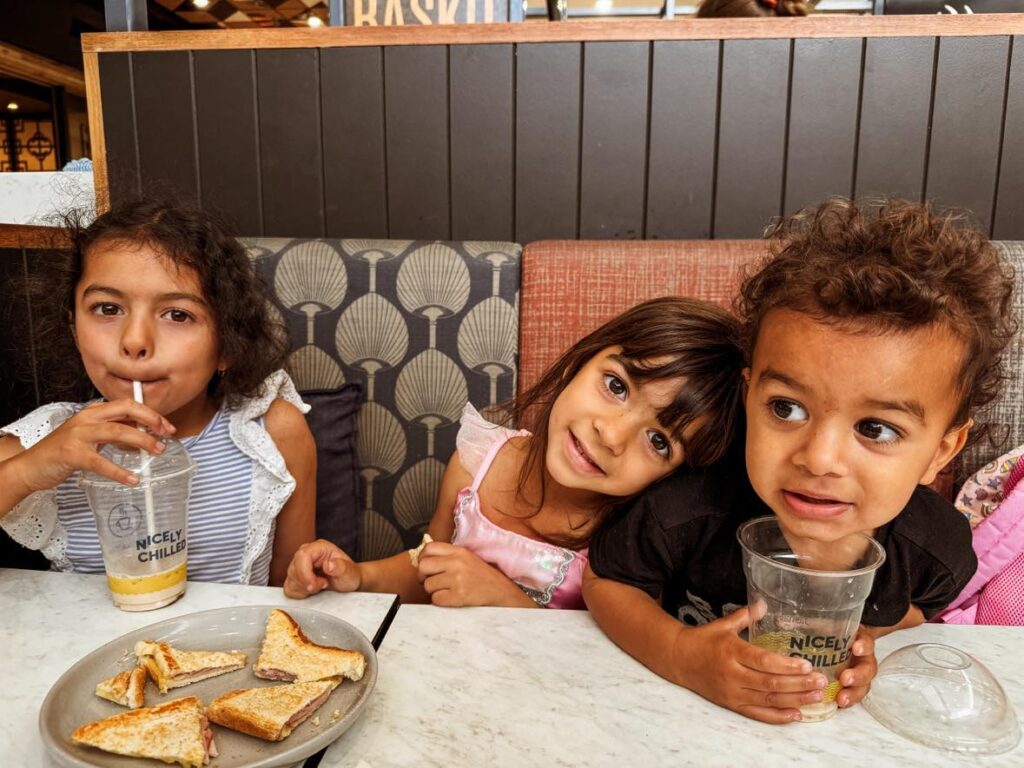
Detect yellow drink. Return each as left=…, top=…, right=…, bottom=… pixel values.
left=106, top=560, right=187, bottom=611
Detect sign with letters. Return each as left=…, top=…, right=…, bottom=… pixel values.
left=344, top=0, right=523, bottom=25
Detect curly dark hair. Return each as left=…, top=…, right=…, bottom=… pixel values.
left=28, top=197, right=290, bottom=408
left=736, top=197, right=1017, bottom=446
left=510, top=296, right=746, bottom=548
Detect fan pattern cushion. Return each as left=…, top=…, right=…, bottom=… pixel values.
left=245, top=238, right=521, bottom=560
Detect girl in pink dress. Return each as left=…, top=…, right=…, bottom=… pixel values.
left=284, top=297, right=745, bottom=608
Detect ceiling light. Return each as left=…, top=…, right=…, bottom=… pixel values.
left=595, top=0, right=614, bottom=10
left=193, top=0, right=210, bottom=8
left=307, top=15, right=323, bottom=27
left=6, top=101, right=18, bottom=112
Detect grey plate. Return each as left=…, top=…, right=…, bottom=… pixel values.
left=39, top=605, right=378, bottom=768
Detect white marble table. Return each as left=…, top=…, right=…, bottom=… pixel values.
left=0, top=568, right=397, bottom=767
left=322, top=604, right=1024, bottom=768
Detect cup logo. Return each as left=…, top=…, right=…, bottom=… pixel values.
left=107, top=503, right=143, bottom=537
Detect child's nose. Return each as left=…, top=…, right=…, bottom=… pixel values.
left=594, top=413, right=630, bottom=455
left=793, top=426, right=848, bottom=477
left=120, top=317, right=153, bottom=360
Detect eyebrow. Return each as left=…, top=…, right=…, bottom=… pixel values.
left=81, top=285, right=208, bottom=306
left=758, top=366, right=926, bottom=424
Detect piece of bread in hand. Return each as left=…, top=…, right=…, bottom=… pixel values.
left=71, top=696, right=216, bottom=768
left=408, top=533, right=434, bottom=567
left=135, top=640, right=247, bottom=694
left=95, top=666, right=147, bottom=709
left=206, top=679, right=340, bottom=742
left=254, top=609, right=365, bottom=683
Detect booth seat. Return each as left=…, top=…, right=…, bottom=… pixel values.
left=249, top=237, right=1024, bottom=560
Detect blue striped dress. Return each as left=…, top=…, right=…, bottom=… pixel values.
left=53, top=406, right=270, bottom=585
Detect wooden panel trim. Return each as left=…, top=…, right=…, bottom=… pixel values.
left=0, top=225, right=70, bottom=249
left=82, top=16, right=1024, bottom=53
left=0, top=42, right=87, bottom=96
left=83, top=51, right=109, bottom=215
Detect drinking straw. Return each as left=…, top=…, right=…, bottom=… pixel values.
left=132, top=380, right=157, bottom=533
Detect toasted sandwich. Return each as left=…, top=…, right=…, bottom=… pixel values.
left=135, top=640, right=247, bottom=694
left=206, top=679, right=340, bottom=742
left=71, top=696, right=216, bottom=768
left=254, top=609, right=366, bottom=683
left=94, top=665, right=147, bottom=709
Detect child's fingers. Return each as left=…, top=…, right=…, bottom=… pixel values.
left=419, top=541, right=457, bottom=558
left=81, top=453, right=142, bottom=487
left=738, top=705, right=804, bottom=725
left=84, top=400, right=176, bottom=435
left=737, top=639, right=814, bottom=676
left=87, top=422, right=168, bottom=454
left=837, top=683, right=871, bottom=708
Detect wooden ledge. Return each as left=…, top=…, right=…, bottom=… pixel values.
left=0, top=224, right=70, bottom=250
left=81, top=15, right=1024, bottom=53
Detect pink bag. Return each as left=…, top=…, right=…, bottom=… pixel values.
left=938, top=457, right=1024, bottom=625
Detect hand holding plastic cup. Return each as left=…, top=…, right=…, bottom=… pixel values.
left=78, top=383, right=196, bottom=611
left=738, top=516, right=885, bottom=722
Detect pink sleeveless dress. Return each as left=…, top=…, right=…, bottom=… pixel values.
left=451, top=404, right=589, bottom=609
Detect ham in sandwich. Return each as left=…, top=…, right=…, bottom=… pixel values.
left=254, top=609, right=365, bottom=684
left=71, top=696, right=216, bottom=768
left=135, top=640, right=247, bottom=694
left=206, top=679, right=340, bottom=742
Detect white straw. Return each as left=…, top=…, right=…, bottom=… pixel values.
left=132, top=381, right=157, bottom=535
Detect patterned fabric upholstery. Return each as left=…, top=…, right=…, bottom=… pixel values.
left=244, top=239, right=521, bottom=560
left=955, top=242, right=1024, bottom=489
left=518, top=240, right=768, bottom=394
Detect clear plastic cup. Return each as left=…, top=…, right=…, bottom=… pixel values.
left=79, top=438, right=196, bottom=611
left=738, top=516, right=886, bottom=722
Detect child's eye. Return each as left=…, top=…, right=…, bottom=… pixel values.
left=603, top=373, right=628, bottom=399
left=162, top=309, right=194, bottom=323
left=857, top=420, right=902, bottom=444
left=90, top=302, right=122, bottom=316
left=769, top=398, right=808, bottom=423
left=647, top=431, right=671, bottom=459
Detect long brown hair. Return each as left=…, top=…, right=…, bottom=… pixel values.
left=509, top=296, right=745, bottom=547
left=696, top=0, right=810, bottom=16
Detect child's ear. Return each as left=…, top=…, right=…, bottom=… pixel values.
left=919, top=419, right=973, bottom=486
left=741, top=367, right=751, bottom=398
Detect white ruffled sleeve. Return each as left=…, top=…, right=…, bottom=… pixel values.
left=227, top=370, right=310, bottom=584
left=455, top=402, right=527, bottom=477
left=0, top=403, right=79, bottom=562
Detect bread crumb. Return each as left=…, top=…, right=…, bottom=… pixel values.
left=330, top=708, right=342, bottom=723
left=311, top=716, right=320, bottom=727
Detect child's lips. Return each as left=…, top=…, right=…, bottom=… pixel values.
left=782, top=489, right=851, bottom=519
left=566, top=431, right=605, bottom=476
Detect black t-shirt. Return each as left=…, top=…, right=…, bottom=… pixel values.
left=589, top=449, right=977, bottom=628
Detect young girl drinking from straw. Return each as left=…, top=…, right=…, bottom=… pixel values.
left=0, top=198, right=316, bottom=586
left=285, top=297, right=745, bottom=608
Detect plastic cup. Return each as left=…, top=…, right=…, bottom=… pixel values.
left=79, top=439, right=196, bottom=611
left=738, top=516, right=886, bottom=722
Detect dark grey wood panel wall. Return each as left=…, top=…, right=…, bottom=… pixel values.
left=98, top=34, right=1019, bottom=241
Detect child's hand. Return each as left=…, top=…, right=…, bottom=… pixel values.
left=9, top=399, right=174, bottom=494
left=676, top=605, right=827, bottom=724
left=283, top=539, right=360, bottom=598
left=417, top=541, right=537, bottom=608
left=836, top=627, right=877, bottom=708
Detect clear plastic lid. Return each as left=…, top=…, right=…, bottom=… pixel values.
left=78, top=438, right=196, bottom=488
left=862, top=643, right=1021, bottom=755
